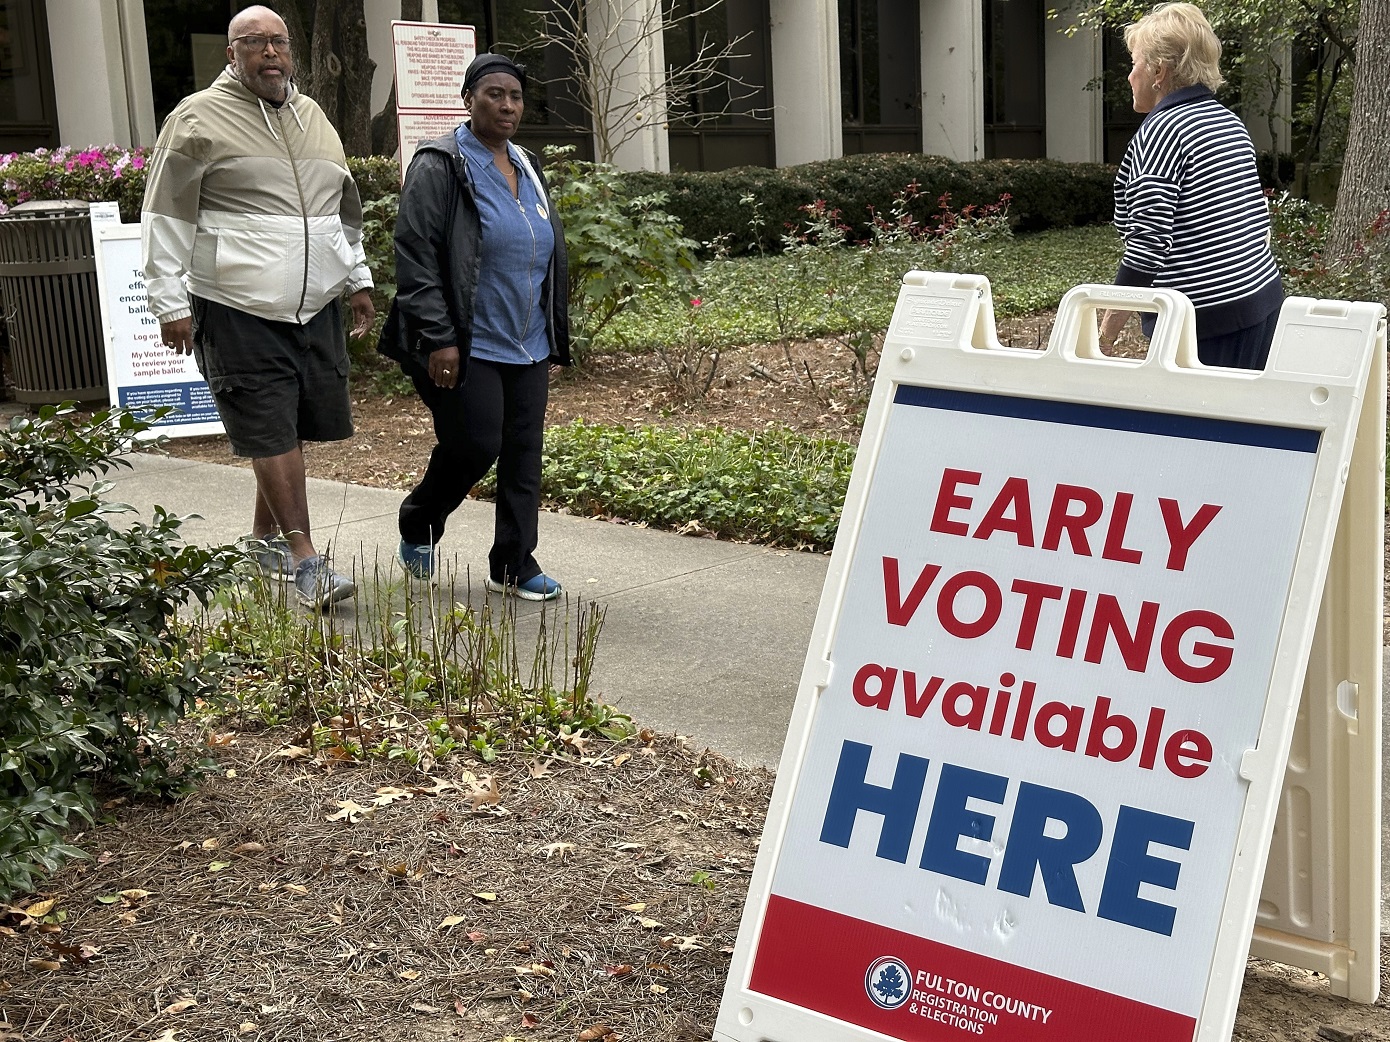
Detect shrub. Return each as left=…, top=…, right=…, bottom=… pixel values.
left=0, top=405, right=242, bottom=898
left=618, top=153, right=1116, bottom=253
left=0, top=146, right=149, bottom=221
left=346, top=155, right=403, bottom=205
left=487, top=420, right=856, bottom=550
left=1271, top=193, right=1390, bottom=309
left=543, top=147, right=699, bottom=362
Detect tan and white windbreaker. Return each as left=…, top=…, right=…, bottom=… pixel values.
left=140, top=68, right=373, bottom=326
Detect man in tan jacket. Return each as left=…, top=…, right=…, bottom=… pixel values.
left=141, top=5, right=373, bottom=609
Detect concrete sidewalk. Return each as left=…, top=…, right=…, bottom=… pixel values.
left=105, top=451, right=827, bottom=768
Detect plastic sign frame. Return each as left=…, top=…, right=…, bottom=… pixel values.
left=391, top=20, right=476, bottom=181
left=714, top=273, right=1384, bottom=1042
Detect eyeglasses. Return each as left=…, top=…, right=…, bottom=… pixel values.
left=231, top=34, right=291, bottom=51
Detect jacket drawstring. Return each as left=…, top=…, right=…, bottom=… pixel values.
left=286, top=99, right=306, bottom=132
left=257, top=97, right=280, bottom=140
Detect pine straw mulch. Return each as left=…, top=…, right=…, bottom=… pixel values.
left=0, top=727, right=770, bottom=1042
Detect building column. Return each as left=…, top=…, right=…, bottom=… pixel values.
left=769, top=0, right=840, bottom=167
left=920, top=0, right=982, bottom=160
left=1045, top=21, right=1103, bottom=162
left=47, top=0, right=156, bottom=147
left=588, top=0, right=670, bottom=171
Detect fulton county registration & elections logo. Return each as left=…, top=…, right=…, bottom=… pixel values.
left=865, top=956, right=913, bottom=1010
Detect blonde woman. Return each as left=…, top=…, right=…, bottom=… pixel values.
left=1100, top=3, right=1282, bottom=368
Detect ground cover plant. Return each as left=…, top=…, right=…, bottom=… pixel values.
left=0, top=406, right=242, bottom=898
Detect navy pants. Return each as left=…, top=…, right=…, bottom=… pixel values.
left=398, top=357, right=549, bottom=584
left=1198, top=310, right=1280, bottom=370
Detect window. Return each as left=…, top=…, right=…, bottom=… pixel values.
left=982, top=0, right=1046, bottom=159
left=0, top=0, right=58, bottom=151
left=839, top=0, right=921, bottom=155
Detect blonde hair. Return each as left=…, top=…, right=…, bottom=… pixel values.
left=1124, top=2, right=1224, bottom=92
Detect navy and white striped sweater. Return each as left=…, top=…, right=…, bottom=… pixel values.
left=1114, top=85, right=1282, bottom=337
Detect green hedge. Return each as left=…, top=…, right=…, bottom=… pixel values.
left=617, top=153, right=1117, bottom=253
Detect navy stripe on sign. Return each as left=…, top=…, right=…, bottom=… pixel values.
left=894, top=385, right=1320, bottom=453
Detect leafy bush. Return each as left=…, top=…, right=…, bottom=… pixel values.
left=346, top=155, right=403, bottom=205
left=603, top=223, right=1123, bottom=351
left=618, top=153, right=1116, bottom=253
left=1271, top=193, right=1390, bottom=308
left=0, top=146, right=149, bottom=221
left=486, top=420, right=857, bottom=550
left=544, top=147, right=699, bottom=362
left=0, top=406, right=242, bottom=898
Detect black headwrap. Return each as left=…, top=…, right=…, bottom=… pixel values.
left=461, top=53, right=527, bottom=96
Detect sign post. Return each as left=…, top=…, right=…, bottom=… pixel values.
left=391, top=20, right=476, bottom=178
left=715, top=275, right=1384, bottom=1042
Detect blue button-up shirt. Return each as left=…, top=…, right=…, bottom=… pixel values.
left=455, top=123, right=555, bottom=365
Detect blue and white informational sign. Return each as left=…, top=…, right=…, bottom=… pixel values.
left=93, top=222, right=223, bottom=439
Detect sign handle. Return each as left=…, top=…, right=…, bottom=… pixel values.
left=1051, top=284, right=1201, bottom=369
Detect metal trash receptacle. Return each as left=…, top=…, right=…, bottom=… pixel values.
left=0, top=199, right=108, bottom=404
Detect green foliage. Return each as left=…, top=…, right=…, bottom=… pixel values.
left=602, top=223, right=1123, bottom=352
left=201, top=565, right=625, bottom=764
left=617, top=153, right=1116, bottom=254
left=498, top=421, right=858, bottom=551
left=0, top=146, right=149, bottom=221
left=543, top=147, right=699, bottom=362
left=0, top=406, right=241, bottom=898
left=346, top=155, right=403, bottom=206
left=1270, top=193, right=1390, bottom=308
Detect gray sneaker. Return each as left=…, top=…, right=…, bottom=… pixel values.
left=241, top=533, right=293, bottom=580
left=293, top=555, right=356, bottom=609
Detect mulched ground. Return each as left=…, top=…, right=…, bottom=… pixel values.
left=0, top=728, right=769, bottom=1042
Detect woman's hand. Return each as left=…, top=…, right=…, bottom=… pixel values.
left=429, top=345, right=461, bottom=388
left=1098, top=309, right=1130, bottom=350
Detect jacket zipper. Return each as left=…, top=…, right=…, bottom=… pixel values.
left=517, top=169, right=538, bottom=354
left=277, top=106, right=311, bottom=323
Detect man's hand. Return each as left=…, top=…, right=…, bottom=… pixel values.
left=428, top=345, right=461, bottom=389
left=161, top=317, right=194, bottom=355
left=348, top=289, right=375, bottom=339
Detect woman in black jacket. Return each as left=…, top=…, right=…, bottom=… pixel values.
left=380, top=53, right=571, bottom=598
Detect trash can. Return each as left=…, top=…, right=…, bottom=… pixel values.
left=0, top=199, right=108, bottom=404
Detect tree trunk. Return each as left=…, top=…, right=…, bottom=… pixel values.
left=309, top=0, right=341, bottom=127
left=338, top=1, right=376, bottom=156
left=1327, top=0, right=1390, bottom=257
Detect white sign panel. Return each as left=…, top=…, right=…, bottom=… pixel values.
left=392, top=20, right=475, bottom=179
left=716, top=276, right=1382, bottom=1042
left=93, top=223, right=223, bottom=439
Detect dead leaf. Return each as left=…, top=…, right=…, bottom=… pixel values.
left=438, top=915, right=467, bottom=930
left=283, top=884, right=309, bottom=895
left=603, top=964, right=633, bottom=977
left=162, top=998, right=197, bottom=1015
left=466, top=930, right=487, bottom=943
left=238, top=1023, right=258, bottom=1034
left=200, top=838, right=220, bottom=850
left=398, top=969, right=421, bottom=981
left=635, top=916, right=663, bottom=929
left=24, top=899, right=57, bottom=917
left=561, top=731, right=590, bottom=755
left=536, top=842, right=574, bottom=860
left=621, top=902, right=647, bottom=913
left=326, top=800, right=374, bottom=823
left=520, top=1011, right=540, bottom=1030
left=206, top=732, right=235, bottom=746
left=663, top=934, right=704, bottom=951
left=118, top=889, right=152, bottom=903
left=372, top=787, right=413, bottom=806
left=526, top=760, right=549, bottom=778
left=578, top=1025, right=612, bottom=1041
left=232, top=842, right=266, bottom=854
left=469, top=776, right=500, bottom=809
left=150, top=1031, right=180, bottom=1042
left=30, top=959, right=62, bottom=971
left=612, top=752, right=631, bottom=767
left=273, top=745, right=312, bottom=760
left=410, top=1002, right=443, bottom=1014
left=472, top=892, right=498, bottom=903
left=650, top=983, right=668, bottom=993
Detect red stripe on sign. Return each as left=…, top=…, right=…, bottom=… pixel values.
left=749, top=895, right=1197, bottom=1042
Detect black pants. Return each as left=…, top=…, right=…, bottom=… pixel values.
left=398, top=357, right=549, bottom=584
left=1198, top=309, right=1281, bottom=370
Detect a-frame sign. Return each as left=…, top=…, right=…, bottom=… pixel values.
left=715, top=274, right=1385, bottom=1042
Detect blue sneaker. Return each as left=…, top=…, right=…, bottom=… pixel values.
left=293, top=555, right=356, bottom=610
left=397, top=540, right=435, bottom=581
left=486, top=572, right=562, bottom=601
left=241, top=533, right=293, bottom=580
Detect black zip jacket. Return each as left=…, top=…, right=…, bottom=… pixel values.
left=377, top=131, right=572, bottom=377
